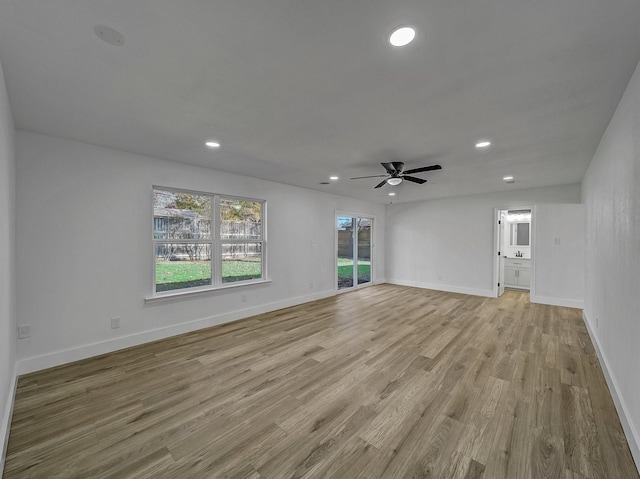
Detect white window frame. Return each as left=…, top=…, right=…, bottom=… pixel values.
left=149, top=186, right=267, bottom=301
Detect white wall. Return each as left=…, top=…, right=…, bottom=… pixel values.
left=532, top=203, right=585, bottom=308
left=0, top=59, right=16, bottom=471
left=582, top=58, right=640, bottom=467
left=15, top=131, right=385, bottom=373
left=385, top=184, right=582, bottom=298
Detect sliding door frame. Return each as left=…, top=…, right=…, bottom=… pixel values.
left=335, top=210, right=376, bottom=292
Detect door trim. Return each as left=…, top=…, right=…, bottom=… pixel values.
left=492, top=206, right=536, bottom=298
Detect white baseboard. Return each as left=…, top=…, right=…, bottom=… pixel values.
left=1, top=362, right=18, bottom=475
left=385, top=278, right=494, bottom=298
left=17, top=289, right=337, bottom=375
left=530, top=295, right=584, bottom=309
left=583, top=311, right=640, bottom=473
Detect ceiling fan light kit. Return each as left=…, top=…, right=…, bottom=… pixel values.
left=387, top=177, right=403, bottom=186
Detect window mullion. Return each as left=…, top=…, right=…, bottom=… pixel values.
left=213, top=195, right=221, bottom=286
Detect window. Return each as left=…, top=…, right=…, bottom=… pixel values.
left=153, top=187, right=265, bottom=295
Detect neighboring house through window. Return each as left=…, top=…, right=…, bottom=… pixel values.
left=153, top=187, right=265, bottom=295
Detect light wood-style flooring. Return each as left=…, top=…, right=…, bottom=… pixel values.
left=4, top=285, right=638, bottom=478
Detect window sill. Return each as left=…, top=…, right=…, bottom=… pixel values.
left=144, top=278, right=272, bottom=304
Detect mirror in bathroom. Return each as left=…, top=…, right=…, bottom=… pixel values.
left=507, top=209, right=531, bottom=247
left=509, top=222, right=530, bottom=246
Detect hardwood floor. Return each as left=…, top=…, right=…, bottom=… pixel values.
left=4, top=285, right=638, bottom=478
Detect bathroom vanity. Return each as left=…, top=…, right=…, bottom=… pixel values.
left=504, top=257, right=530, bottom=290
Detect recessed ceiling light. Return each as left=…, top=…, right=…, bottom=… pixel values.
left=388, top=192, right=396, bottom=196
left=205, top=141, right=220, bottom=149
left=389, top=27, right=416, bottom=47
left=329, top=176, right=339, bottom=181
left=503, top=176, right=514, bottom=181
left=94, top=25, right=124, bottom=46
left=475, top=140, right=491, bottom=149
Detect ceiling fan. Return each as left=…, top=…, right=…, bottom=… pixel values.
left=350, top=162, right=442, bottom=188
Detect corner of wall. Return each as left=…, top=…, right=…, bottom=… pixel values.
left=0, top=55, right=17, bottom=476
left=529, top=295, right=584, bottom=309
left=582, top=311, right=640, bottom=472
left=0, top=363, right=17, bottom=475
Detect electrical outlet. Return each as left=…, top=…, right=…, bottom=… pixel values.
left=17, top=325, right=31, bottom=339
left=554, top=237, right=561, bottom=245
left=596, top=316, right=599, bottom=328
left=241, top=294, right=247, bottom=303
left=111, top=317, right=120, bottom=329
left=310, top=281, right=314, bottom=289
left=438, top=275, right=443, bottom=281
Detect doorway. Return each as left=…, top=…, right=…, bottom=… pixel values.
left=495, top=208, right=533, bottom=297
left=337, top=215, right=372, bottom=290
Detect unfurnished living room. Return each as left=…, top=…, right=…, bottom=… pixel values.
left=1, top=1, right=640, bottom=478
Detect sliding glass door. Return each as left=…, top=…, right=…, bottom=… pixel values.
left=337, top=215, right=372, bottom=290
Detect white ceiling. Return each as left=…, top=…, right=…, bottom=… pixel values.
left=1, top=0, right=640, bottom=203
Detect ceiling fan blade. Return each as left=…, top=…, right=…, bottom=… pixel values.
left=403, top=164, right=443, bottom=174
left=391, top=161, right=405, bottom=173
left=381, top=162, right=396, bottom=174
left=374, top=179, right=388, bottom=189
left=350, top=174, right=388, bottom=179
left=403, top=176, right=427, bottom=184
